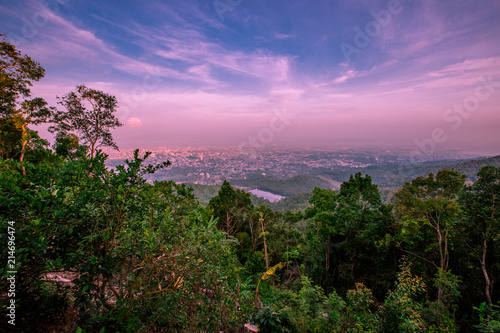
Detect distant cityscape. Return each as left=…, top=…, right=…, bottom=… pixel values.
left=104, top=146, right=482, bottom=185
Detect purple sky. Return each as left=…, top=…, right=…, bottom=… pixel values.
left=1, top=0, right=500, bottom=155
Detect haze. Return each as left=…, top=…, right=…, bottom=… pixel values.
left=1, top=0, right=499, bottom=156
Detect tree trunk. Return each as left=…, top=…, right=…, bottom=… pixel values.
left=90, top=138, right=97, bottom=159
left=226, top=211, right=232, bottom=236
left=250, top=217, right=257, bottom=251
left=19, top=123, right=28, bottom=176
left=260, top=216, right=269, bottom=270
left=482, top=217, right=494, bottom=308
left=326, top=236, right=331, bottom=272
left=481, top=236, right=493, bottom=307
left=437, top=225, right=445, bottom=303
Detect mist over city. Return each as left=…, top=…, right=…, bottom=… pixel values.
left=2, top=0, right=499, bottom=154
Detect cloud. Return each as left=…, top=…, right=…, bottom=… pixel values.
left=3, top=0, right=499, bottom=150
left=372, top=57, right=500, bottom=95
left=127, top=117, right=143, bottom=128
left=426, top=57, right=500, bottom=79
left=155, top=41, right=291, bottom=83
left=331, top=69, right=358, bottom=84
left=314, top=67, right=366, bottom=87
left=19, top=2, right=293, bottom=88
left=274, top=33, right=294, bottom=39
left=6, top=3, right=223, bottom=86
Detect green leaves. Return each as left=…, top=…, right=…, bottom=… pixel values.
left=1, top=35, right=53, bottom=165
left=261, top=262, right=285, bottom=282
left=0, top=143, right=251, bottom=331
left=50, top=85, right=123, bottom=158
left=305, top=173, right=394, bottom=298
left=474, top=302, right=500, bottom=332
left=0, top=34, right=45, bottom=110
left=255, top=262, right=286, bottom=309
left=208, top=180, right=254, bottom=236
left=381, top=260, right=426, bottom=332
left=394, top=169, right=466, bottom=293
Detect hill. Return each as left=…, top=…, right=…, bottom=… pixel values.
left=188, top=155, right=500, bottom=210
left=230, top=174, right=332, bottom=197
left=187, top=183, right=312, bottom=212
left=452, top=155, right=500, bottom=181
left=187, top=183, right=222, bottom=205
left=249, top=192, right=313, bottom=212
left=317, top=155, right=500, bottom=189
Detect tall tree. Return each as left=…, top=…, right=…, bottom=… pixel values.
left=0, top=34, right=45, bottom=114
left=208, top=180, right=253, bottom=237
left=51, top=85, right=123, bottom=158
left=395, top=169, right=466, bottom=302
left=0, top=35, right=52, bottom=173
left=17, top=98, right=52, bottom=174
left=305, top=173, right=394, bottom=296
left=460, top=166, right=500, bottom=307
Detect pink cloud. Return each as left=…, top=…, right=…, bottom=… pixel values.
left=156, top=45, right=291, bottom=82
left=127, top=117, right=143, bottom=128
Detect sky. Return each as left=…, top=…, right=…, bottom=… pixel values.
left=1, top=0, right=500, bottom=156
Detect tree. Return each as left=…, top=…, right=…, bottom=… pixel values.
left=1, top=150, right=250, bottom=331
left=305, top=173, right=394, bottom=296
left=0, top=34, right=45, bottom=114
left=53, top=131, right=81, bottom=158
left=208, top=180, right=253, bottom=237
left=460, top=166, right=500, bottom=307
left=0, top=35, right=52, bottom=174
left=335, top=173, right=394, bottom=295
left=381, top=260, right=427, bottom=333
left=50, top=85, right=123, bottom=158
left=17, top=98, right=53, bottom=174
left=395, top=169, right=466, bottom=303
left=304, top=187, right=338, bottom=284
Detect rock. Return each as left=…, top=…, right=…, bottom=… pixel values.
left=244, top=323, right=258, bottom=332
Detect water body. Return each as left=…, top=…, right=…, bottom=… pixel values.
left=248, top=189, right=285, bottom=202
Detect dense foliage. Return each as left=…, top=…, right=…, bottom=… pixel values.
left=1, top=36, right=500, bottom=332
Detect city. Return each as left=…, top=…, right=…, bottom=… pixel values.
left=104, top=145, right=481, bottom=185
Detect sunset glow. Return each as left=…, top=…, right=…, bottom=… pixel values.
left=1, top=0, right=499, bottom=154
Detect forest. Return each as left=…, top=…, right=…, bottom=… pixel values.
left=1, top=35, right=500, bottom=332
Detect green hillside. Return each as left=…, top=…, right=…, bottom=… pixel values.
left=187, top=183, right=222, bottom=205
left=453, top=155, right=500, bottom=181
left=249, top=191, right=313, bottom=212
left=231, top=174, right=332, bottom=196
left=187, top=183, right=312, bottom=212
left=318, top=155, right=500, bottom=189
left=189, top=155, right=500, bottom=209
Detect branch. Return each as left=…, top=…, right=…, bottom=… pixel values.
left=401, top=249, right=438, bottom=269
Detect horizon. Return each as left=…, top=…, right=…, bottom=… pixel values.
left=101, top=144, right=498, bottom=166
left=1, top=0, right=500, bottom=157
